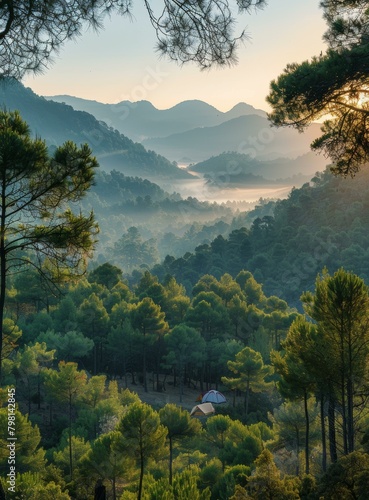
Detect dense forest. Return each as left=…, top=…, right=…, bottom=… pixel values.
left=2, top=261, right=369, bottom=499
left=79, top=169, right=275, bottom=273
left=146, top=167, right=369, bottom=308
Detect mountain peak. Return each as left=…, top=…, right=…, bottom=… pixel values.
left=226, top=102, right=266, bottom=118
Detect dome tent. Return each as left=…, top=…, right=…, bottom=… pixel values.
left=201, top=390, right=227, bottom=404
left=190, top=402, right=215, bottom=417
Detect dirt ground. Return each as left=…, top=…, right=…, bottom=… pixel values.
left=117, top=375, right=224, bottom=412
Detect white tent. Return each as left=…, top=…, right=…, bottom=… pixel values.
left=201, top=390, right=227, bottom=404
left=190, top=402, right=215, bottom=417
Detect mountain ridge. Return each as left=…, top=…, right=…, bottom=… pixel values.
left=0, top=79, right=193, bottom=181
left=45, top=94, right=267, bottom=142
left=142, top=114, right=325, bottom=164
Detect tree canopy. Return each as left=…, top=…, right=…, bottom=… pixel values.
left=0, top=0, right=266, bottom=78
left=0, top=110, right=98, bottom=379
left=267, top=0, right=369, bottom=176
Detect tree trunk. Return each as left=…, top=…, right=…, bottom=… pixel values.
left=123, top=356, right=128, bottom=388
left=169, top=436, right=173, bottom=485
left=320, top=394, right=327, bottom=472
left=245, top=379, right=250, bottom=416
left=347, top=377, right=355, bottom=453
left=0, top=178, right=7, bottom=383
left=69, top=394, right=73, bottom=481
left=112, top=476, right=116, bottom=500
left=304, top=390, right=310, bottom=475
left=179, top=363, right=183, bottom=404
left=28, top=377, right=32, bottom=415
left=296, top=427, right=300, bottom=476
left=339, top=319, right=348, bottom=455
left=99, top=340, right=103, bottom=374
left=93, top=343, right=98, bottom=375
left=138, top=448, right=144, bottom=500
left=341, top=369, right=348, bottom=455
left=328, top=394, right=337, bottom=463
left=38, top=372, right=42, bottom=410
left=143, top=331, right=148, bottom=393
left=200, top=362, right=205, bottom=393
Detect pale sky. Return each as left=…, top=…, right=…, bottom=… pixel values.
left=23, top=0, right=327, bottom=112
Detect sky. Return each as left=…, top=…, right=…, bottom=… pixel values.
left=23, top=0, right=327, bottom=112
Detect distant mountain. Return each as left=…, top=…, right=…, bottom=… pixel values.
left=142, top=115, right=325, bottom=164
left=0, top=79, right=193, bottom=181
left=44, top=95, right=266, bottom=142
left=189, top=151, right=328, bottom=184
left=45, top=93, right=325, bottom=172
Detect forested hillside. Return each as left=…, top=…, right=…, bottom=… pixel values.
left=150, top=168, right=369, bottom=307
left=0, top=79, right=192, bottom=181
left=78, top=170, right=256, bottom=266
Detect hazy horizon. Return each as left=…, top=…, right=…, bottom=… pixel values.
left=43, top=94, right=267, bottom=113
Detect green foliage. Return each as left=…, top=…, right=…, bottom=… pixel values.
left=4, top=154, right=369, bottom=500
left=267, top=46, right=369, bottom=176
left=0, top=0, right=267, bottom=78
left=112, top=228, right=159, bottom=273
left=246, top=449, right=300, bottom=499
left=1, top=318, right=22, bottom=361
left=185, top=291, right=231, bottom=340
left=317, top=451, right=369, bottom=500
left=79, top=431, right=134, bottom=499
left=131, top=297, right=168, bottom=336
left=118, top=402, right=167, bottom=499
left=265, top=2, right=369, bottom=176
left=43, top=362, right=87, bottom=409
left=222, top=347, right=274, bottom=416
left=77, top=293, right=109, bottom=374
left=200, top=458, right=223, bottom=490
left=139, top=466, right=211, bottom=500
left=0, top=110, right=98, bottom=379
left=211, top=465, right=250, bottom=500
left=51, top=296, right=78, bottom=333
left=76, top=376, right=124, bottom=439
left=53, top=436, right=91, bottom=475
left=173, top=466, right=211, bottom=500
left=206, top=415, right=263, bottom=470
left=164, top=325, right=206, bottom=401
left=43, top=362, right=88, bottom=480
left=36, top=330, right=93, bottom=361
left=160, top=404, right=201, bottom=441
left=88, top=263, right=123, bottom=289
left=0, top=409, right=46, bottom=474
left=7, top=472, right=70, bottom=499
left=14, top=341, right=55, bottom=413
left=302, top=268, right=369, bottom=455
left=270, top=399, right=320, bottom=476
left=152, top=170, right=369, bottom=307
left=106, top=318, right=141, bottom=381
